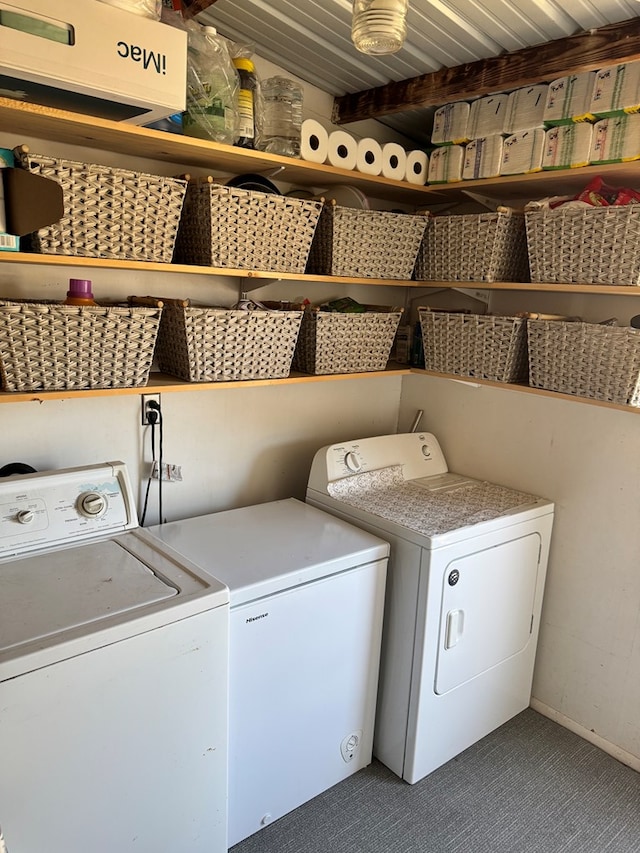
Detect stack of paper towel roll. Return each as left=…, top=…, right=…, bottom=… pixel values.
left=301, top=119, right=428, bottom=185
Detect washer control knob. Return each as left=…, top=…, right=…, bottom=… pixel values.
left=16, top=509, right=34, bottom=524
left=421, top=444, right=432, bottom=459
left=344, top=451, right=363, bottom=473
left=78, top=492, right=107, bottom=518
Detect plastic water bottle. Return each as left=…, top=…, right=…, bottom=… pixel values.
left=183, top=26, right=239, bottom=145
left=259, top=76, right=303, bottom=157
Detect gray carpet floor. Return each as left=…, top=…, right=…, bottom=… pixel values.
left=231, top=709, right=640, bottom=853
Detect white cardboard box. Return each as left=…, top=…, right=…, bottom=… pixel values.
left=0, top=0, right=186, bottom=124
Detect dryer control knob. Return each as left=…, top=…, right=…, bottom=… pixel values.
left=78, top=492, right=107, bottom=518
left=344, top=451, right=363, bottom=472
left=16, top=509, right=34, bottom=524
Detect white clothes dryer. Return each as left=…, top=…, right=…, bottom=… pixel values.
left=147, top=498, right=389, bottom=846
left=306, top=433, right=554, bottom=785
left=0, top=462, right=229, bottom=853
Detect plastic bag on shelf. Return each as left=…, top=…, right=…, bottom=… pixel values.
left=97, top=0, right=161, bottom=19
left=164, top=16, right=240, bottom=145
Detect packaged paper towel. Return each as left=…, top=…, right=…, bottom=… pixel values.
left=589, top=61, right=640, bottom=118
left=542, top=124, right=593, bottom=170
left=543, top=72, right=597, bottom=125
left=431, top=102, right=470, bottom=145
left=428, top=145, right=464, bottom=183
left=463, top=135, right=503, bottom=179
left=468, top=94, right=509, bottom=138
left=589, top=114, right=640, bottom=164
left=505, top=85, right=549, bottom=134
left=500, top=129, right=545, bottom=175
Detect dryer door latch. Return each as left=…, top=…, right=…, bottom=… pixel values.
left=445, top=609, right=465, bottom=649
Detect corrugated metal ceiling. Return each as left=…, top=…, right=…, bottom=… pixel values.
left=197, top=0, right=640, bottom=144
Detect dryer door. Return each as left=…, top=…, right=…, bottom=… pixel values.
left=435, top=533, right=541, bottom=694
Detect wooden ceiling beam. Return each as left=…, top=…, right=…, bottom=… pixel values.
left=181, top=0, right=219, bottom=19
left=333, top=16, right=640, bottom=124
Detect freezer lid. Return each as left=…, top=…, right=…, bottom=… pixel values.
left=0, top=538, right=177, bottom=654
left=147, top=498, right=389, bottom=606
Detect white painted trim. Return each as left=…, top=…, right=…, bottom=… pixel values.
left=530, top=698, right=640, bottom=774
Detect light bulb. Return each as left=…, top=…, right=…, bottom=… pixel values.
left=351, top=0, right=408, bottom=55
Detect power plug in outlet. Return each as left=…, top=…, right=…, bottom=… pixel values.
left=151, top=462, right=183, bottom=482
left=141, top=394, right=161, bottom=426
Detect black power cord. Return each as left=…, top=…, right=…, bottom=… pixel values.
left=140, top=400, right=164, bottom=526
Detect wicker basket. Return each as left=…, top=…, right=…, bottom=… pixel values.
left=306, top=204, right=427, bottom=279
left=419, top=309, right=529, bottom=382
left=154, top=300, right=303, bottom=382
left=14, top=149, right=187, bottom=262
left=527, top=320, right=640, bottom=405
left=174, top=182, right=323, bottom=273
left=525, top=206, right=640, bottom=285
left=414, top=209, right=529, bottom=282
left=292, top=309, right=403, bottom=375
left=0, top=301, right=161, bottom=391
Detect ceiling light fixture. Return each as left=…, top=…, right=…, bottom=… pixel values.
left=351, top=0, right=408, bottom=55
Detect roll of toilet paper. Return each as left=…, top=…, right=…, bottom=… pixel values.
left=327, top=130, right=358, bottom=170
left=405, top=150, right=428, bottom=184
left=355, top=137, right=383, bottom=175
left=381, top=142, right=407, bottom=180
left=301, top=119, right=329, bottom=164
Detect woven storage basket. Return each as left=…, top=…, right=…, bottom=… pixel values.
left=154, top=300, right=303, bottom=382
left=173, top=182, right=323, bottom=273
left=292, top=309, right=403, bottom=375
left=14, top=149, right=187, bottom=262
left=527, top=320, right=640, bottom=405
left=419, top=309, right=529, bottom=382
left=306, top=204, right=427, bottom=279
left=0, top=301, right=161, bottom=391
left=414, top=209, right=529, bottom=282
left=525, top=206, right=640, bottom=285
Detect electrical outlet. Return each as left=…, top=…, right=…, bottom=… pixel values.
left=141, top=393, right=161, bottom=426
left=151, top=462, right=183, bottom=482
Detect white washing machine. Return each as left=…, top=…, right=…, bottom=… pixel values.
left=306, top=433, right=554, bottom=785
left=147, top=498, right=389, bottom=847
left=0, top=462, right=229, bottom=853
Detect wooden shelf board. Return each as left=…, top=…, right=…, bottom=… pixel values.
left=0, top=253, right=416, bottom=286
left=5, top=366, right=639, bottom=413
left=0, top=97, right=439, bottom=205
left=412, top=369, right=640, bottom=414
left=0, top=366, right=410, bottom=403
left=8, top=97, right=640, bottom=206
left=428, top=162, right=640, bottom=202
left=5, top=254, right=640, bottom=293
left=413, top=281, right=640, bottom=295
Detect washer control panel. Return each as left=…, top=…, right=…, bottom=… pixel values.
left=0, top=462, right=137, bottom=559
left=308, top=433, right=449, bottom=490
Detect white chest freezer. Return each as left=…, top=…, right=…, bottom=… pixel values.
left=148, top=498, right=389, bottom=846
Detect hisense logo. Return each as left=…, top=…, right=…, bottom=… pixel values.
left=246, top=612, right=269, bottom=624
left=116, top=41, right=166, bottom=75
